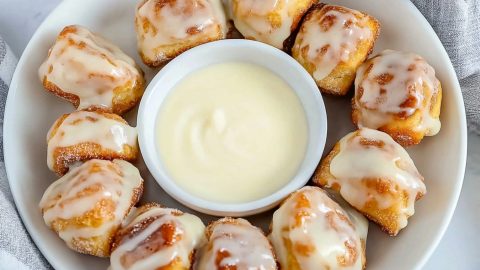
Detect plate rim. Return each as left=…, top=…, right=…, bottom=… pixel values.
left=4, top=2, right=78, bottom=270
left=2, top=0, right=468, bottom=269
left=398, top=1, right=468, bottom=268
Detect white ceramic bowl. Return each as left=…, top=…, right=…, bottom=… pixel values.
left=137, top=39, right=328, bottom=216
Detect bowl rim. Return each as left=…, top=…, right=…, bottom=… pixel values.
left=137, top=39, right=328, bottom=216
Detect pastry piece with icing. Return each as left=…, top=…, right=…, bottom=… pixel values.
left=39, top=159, right=144, bottom=257
left=352, top=50, right=442, bottom=146
left=47, top=109, right=138, bottom=175
left=110, top=203, right=206, bottom=270
left=313, top=128, right=427, bottom=236
left=135, top=0, right=227, bottom=67
left=292, top=4, right=380, bottom=95
left=38, top=25, right=145, bottom=115
left=197, top=217, right=278, bottom=270
left=269, top=186, right=368, bottom=270
left=228, top=0, right=316, bottom=50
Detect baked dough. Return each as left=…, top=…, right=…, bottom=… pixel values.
left=110, top=203, right=206, bottom=270
left=229, top=0, right=316, bottom=50
left=292, top=4, right=380, bottom=95
left=197, top=217, right=277, bottom=270
left=269, top=186, right=368, bottom=270
left=47, top=109, right=138, bottom=175
left=38, top=25, right=145, bottom=115
left=135, top=0, right=227, bottom=67
left=313, top=128, right=427, bottom=236
left=39, top=159, right=143, bottom=257
left=352, top=50, right=442, bottom=146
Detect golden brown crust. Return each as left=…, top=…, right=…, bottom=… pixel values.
left=42, top=77, right=81, bottom=108
left=280, top=237, right=301, bottom=270
left=47, top=199, right=117, bottom=257
left=231, top=0, right=316, bottom=51
left=203, top=217, right=278, bottom=270
left=138, top=33, right=223, bottom=68
left=276, top=190, right=310, bottom=270
left=351, top=70, right=443, bottom=147
left=271, top=186, right=366, bottom=269
left=42, top=74, right=145, bottom=115
left=135, top=0, right=226, bottom=67
left=205, top=217, right=269, bottom=241
left=111, top=74, right=146, bottom=115
left=40, top=25, right=145, bottom=115
left=111, top=203, right=192, bottom=270
left=282, top=0, right=318, bottom=51
left=48, top=109, right=138, bottom=175
left=50, top=142, right=138, bottom=176
left=43, top=162, right=144, bottom=257
left=360, top=239, right=367, bottom=270
left=204, top=217, right=238, bottom=240
left=284, top=3, right=325, bottom=53
left=312, top=132, right=423, bottom=236
left=289, top=0, right=319, bottom=33
left=111, top=203, right=181, bottom=250
left=292, top=4, right=380, bottom=96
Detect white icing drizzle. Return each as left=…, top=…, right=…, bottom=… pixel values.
left=110, top=206, right=206, bottom=270
left=38, top=25, right=142, bottom=111
left=269, top=186, right=367, bottom=270
left=47, top=110, right=138, bottom=171
left=326, top=191, right=369, bottom=243
left=354, top=50, right=441, bottom=135
left=294, top=5, right=372, bottom=80
left=135, top=0, right=227, bottom=61
left=229, top=0, right=296, bottom=49
left=197, top=218, right=277, bottom=270
left=329, top=128, right=426, bottom=229
left=39, top=159, right=143, bottom=246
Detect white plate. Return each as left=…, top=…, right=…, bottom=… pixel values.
left=3, top=0, right=467, bottom=269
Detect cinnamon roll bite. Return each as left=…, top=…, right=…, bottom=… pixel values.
left=135, top=0, right=227, bottom=67
left=39, top=159, right=144, bottom=257
left=197, top=217, right=278, bottom=270
left=269, top=186, right=368, bottom=270
left=228, top=0, right=316, bottom=50
left=38, top=25, right=145, bottom=115
left=47, top=109, right=138, bottom=175
left=313, top=128, right=427, bottom=236
left=292, top=4, right=380, bottom=95
left=110, top=203, right=206, bottom=270
left=352, top=50, right=442, bottom=146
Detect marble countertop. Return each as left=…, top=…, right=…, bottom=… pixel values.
left=1, top=0, right=479, bottom=269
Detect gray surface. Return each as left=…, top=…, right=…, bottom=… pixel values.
left=0, top=34, right=52, bottom=269
left=411, top=0, right=480, bottom=134
left=0, top=0, right=479, bottom=269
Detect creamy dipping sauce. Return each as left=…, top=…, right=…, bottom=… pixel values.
left=156, top=62, right=308, bottom=203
